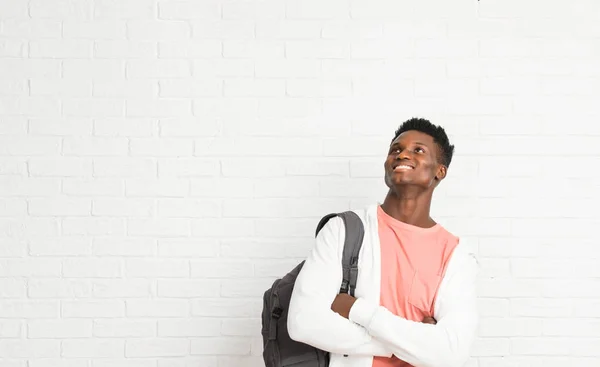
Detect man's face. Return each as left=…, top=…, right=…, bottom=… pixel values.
left=383, top=130, right=446, bottom=190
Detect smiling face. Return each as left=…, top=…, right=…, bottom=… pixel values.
left=384, top=130, right=447, bottom=190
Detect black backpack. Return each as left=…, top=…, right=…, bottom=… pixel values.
left=261, top=211, right=365, bottom=367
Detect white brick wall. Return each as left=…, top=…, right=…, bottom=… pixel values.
left=1, top=0, right=599, bottom=366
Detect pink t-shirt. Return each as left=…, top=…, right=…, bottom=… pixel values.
left=373, top=205, right=459, bottom=367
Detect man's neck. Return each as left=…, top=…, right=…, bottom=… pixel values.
left=380, top=190, right=436, bottom=228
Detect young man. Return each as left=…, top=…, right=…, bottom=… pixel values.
left=287, top=118, right=479, bottom=367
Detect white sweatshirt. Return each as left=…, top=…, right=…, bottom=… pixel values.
left=287, top=204, right=479, bottom=367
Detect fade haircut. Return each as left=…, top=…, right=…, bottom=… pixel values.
left=391, top=117, right=455, bottom=168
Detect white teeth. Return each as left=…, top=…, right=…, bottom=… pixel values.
left=394, top=165, right=413, bottom=170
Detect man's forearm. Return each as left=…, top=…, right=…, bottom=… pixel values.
left=288, top=300, right=392, bottom=357
left=350, top=299, right=475, bottom=367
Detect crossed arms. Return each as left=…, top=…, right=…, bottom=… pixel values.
left=287, top=217, right=479, bottom=367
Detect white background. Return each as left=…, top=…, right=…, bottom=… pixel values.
left=1, top=0, right=600, bottom=366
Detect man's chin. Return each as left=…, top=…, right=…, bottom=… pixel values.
left=389, top=174, right=411, bottom=183
left=386, top=179, right=410, bottom=189
left=388, top=177, right=429, bottom=189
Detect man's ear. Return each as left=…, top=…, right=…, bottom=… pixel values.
left=436, top=165, right=447, bottom=181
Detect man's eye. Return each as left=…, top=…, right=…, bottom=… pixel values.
left=415, top=147, right=425, bottom=153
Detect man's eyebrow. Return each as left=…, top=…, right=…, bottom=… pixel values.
left=390, top=141, right=429, bottom=147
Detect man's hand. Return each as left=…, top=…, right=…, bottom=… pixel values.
left=332, top=293, right=437, bottom=325
left=331, top=293, right=357, bottom=319
left=422, top=316, right=437, bottom=324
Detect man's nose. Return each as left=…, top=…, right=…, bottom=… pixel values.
left=396, top=149, right=412, bottom=160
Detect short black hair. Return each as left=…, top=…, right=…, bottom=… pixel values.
left=391, top=117, right=455, bottom=167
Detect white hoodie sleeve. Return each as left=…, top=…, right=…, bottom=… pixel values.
left=287, top=217, right=393, bottom=357
left=348, top=245, right=479, bottom=367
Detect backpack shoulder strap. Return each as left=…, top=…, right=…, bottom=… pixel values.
left=337, top=211, right=364, bottom=297
left=315, top=212, right=339, bottom=237
left=315, top=211, right=365, bottom=297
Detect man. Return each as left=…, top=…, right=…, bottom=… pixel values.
left=287, top=118, right=479, bottom=367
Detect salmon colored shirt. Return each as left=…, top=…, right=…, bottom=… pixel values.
left=373, top=205, right=459, bottom=367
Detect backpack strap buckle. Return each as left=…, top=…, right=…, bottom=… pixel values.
left=269, top=301, right=282, bottom=340
left=339, top=279, right=349, bottom=294
left=348, top=265, right=358, bottom=297
left=272, top=307, right=283, bottom=319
